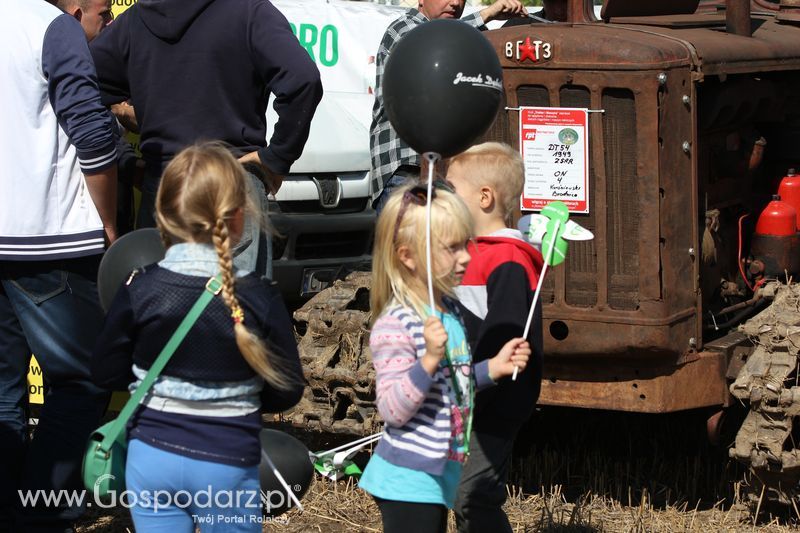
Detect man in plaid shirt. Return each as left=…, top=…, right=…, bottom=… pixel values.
left=370, top=0, right=527, bottom=213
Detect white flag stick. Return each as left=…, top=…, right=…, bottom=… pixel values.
left=423, top=152, right=439, bottom=314
left=261, top=448, right=304, bottom=512
left=313, top=432, right=382, bottom=459
left=513, top=219, right=560, bottom=381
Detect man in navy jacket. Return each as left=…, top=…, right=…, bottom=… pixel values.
left=90, top=0, right=323, bottom=234
left=0, top=1, right=118, bottom=530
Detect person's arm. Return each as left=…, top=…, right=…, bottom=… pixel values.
left=475, top=262, right=536, bottom=358
left=246, top=1, right=323, bottom=183
left=475, top=260, right=543, bottom=386
left=91, top=286, right=137, bottom=390
left=85, top=169, right=118, bottom=244
left=43, top=14, right=118, bottom=242
left=463, top=0, right=527, bottom=28
left=259, top=288, right=306, bottom=412
left=370, top=315, right=435, bottom=427
left=89, top=11, right=131, bottom=106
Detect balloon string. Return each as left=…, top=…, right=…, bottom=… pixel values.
left=261, top=449, right=304, bottom=512
left=514, top=219, right=560, bottom=381
left=424, top=152, right=439, bottom=314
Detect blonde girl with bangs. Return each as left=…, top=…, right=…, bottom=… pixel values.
left=91, top=143, right=305, bottom=532
left=360, top=182, right=531, bottom=533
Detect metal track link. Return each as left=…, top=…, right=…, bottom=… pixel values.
left=730, top=281, right=800, bottom=506
left=289, top=271, right=380, bottom=436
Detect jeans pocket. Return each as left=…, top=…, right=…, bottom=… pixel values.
left=8, top=269, right=68, bottom=305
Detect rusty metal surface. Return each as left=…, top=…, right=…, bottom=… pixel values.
left=537, top=351, right=728, bottom=412
left=601, top=0, right=700, bottom=20
left=482, top=8, right=800, bottom=418
left=700, top=0, right=782, bottom=11
left=488, top=13, right=800, bottom=76
left=753, top=0, right=780, bottom=10
left=777, top=0, right=800, bottom=22
left=487, top=26, right=693, bottom=71
left=750, top=233, right=800, bottom=276
left=615, top=16, right=800, bottom=75
left=492, top=67, right=698, bottom=362
left=727, top=0, right=753, bottom=35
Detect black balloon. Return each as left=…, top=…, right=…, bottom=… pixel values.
left=259, top=429, right=314, bottom=517
left=383, top=19, right=504, bottom=158
left=97, top=228, right=165, bottom=312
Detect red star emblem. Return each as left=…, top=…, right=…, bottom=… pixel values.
left=519, top=37, right=537, bottom=62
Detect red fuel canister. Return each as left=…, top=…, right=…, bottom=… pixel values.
left=755, top=195, right=797, bottom=236
left=778, top=168, right=800, bottom=230
left=751, top=194, right=800, bottom=276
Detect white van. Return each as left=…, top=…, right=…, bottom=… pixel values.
left=267, top=0, right=404, bottom=304
left=266, top=91, right=376, bottom=304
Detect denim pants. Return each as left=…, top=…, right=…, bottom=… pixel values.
left=138, top=174, right=272, bottom=278
left=372, top=166, right=420, bottom=216
left=0, top=256, right=110, bottom=531
left=126, top=439, right=261, bottom=533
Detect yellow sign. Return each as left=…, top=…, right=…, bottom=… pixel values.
left=111, top=0, right=137, bottom=18
left=27, top=356, right=44, bottom=404
left=27, top=356, right=129, bottom=411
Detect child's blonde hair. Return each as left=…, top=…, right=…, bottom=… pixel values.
left=370, top=182, right=474, bottom=320
left=447, top=142, right=524, bottom=225
left=156, top=142, right=288, bottom=389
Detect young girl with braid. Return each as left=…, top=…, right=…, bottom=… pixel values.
left=91, top=143, right=304, bottom=532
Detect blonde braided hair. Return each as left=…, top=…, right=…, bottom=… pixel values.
left=211, top=217, right=286, bottom=388
left=156, top=142, right=289, bottom=389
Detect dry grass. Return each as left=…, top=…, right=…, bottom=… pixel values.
left=272, top=477, right=796, bottom=533
left=76, top=407, right=800, bottom=532
left=74, top=475, right=796, bottom=533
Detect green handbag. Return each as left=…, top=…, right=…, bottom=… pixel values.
left=82, top=275, right=223, bottom=500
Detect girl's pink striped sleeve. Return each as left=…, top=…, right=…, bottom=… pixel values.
left=369, top=315, right=434, bottom=427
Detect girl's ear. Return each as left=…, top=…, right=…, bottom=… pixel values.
left=397, top=245, right=416, bottom=272
left=479, top=186, right=495, bottom=210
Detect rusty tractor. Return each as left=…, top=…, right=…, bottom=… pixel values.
left=291, top=0, right=800, bottom=506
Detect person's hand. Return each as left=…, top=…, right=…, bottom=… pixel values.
left=110, top=102, right=138, bottom=133
left=238, top=151, right=285, bottom=195
left=487, top=338, right=530, bottom=380
left=421, top=316, right=448, bottom=375
left=480, top=0, right=527, bottom=22
left=262, top=165, right=284, bottom=195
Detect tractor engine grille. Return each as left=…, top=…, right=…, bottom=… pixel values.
left=512, top=85, right=640, bottom=311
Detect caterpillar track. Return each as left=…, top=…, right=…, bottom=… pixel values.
left=730, top=281, right=800, bottom=507
left=288, top=271, right=379, bottom=436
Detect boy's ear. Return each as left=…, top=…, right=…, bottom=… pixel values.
left=397, top=245, right=416, bottom=272
left=479, top=186, right=495, bottom=210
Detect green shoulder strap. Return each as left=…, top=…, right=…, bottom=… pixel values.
left=98, top=274, right=223, bottom=451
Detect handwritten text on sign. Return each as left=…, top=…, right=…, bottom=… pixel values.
left=519, top=107, right=589, bottom=213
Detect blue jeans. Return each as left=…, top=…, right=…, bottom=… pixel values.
left=139, top=174, right=272, bottom=278
left=0, top=256, right=110, bottom=531
left=126, top=439, right=261, bottom=533
left=373, top=166, right=419, bottom=216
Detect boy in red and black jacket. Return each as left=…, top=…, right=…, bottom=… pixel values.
left=448, top=142, right=544, bottom=533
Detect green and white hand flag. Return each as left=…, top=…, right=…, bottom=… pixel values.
left=518, top=201, right=594, bottom=266
left=513, top=201, right=594, bottom=380
left=310, top=433, right=381, bottom=481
